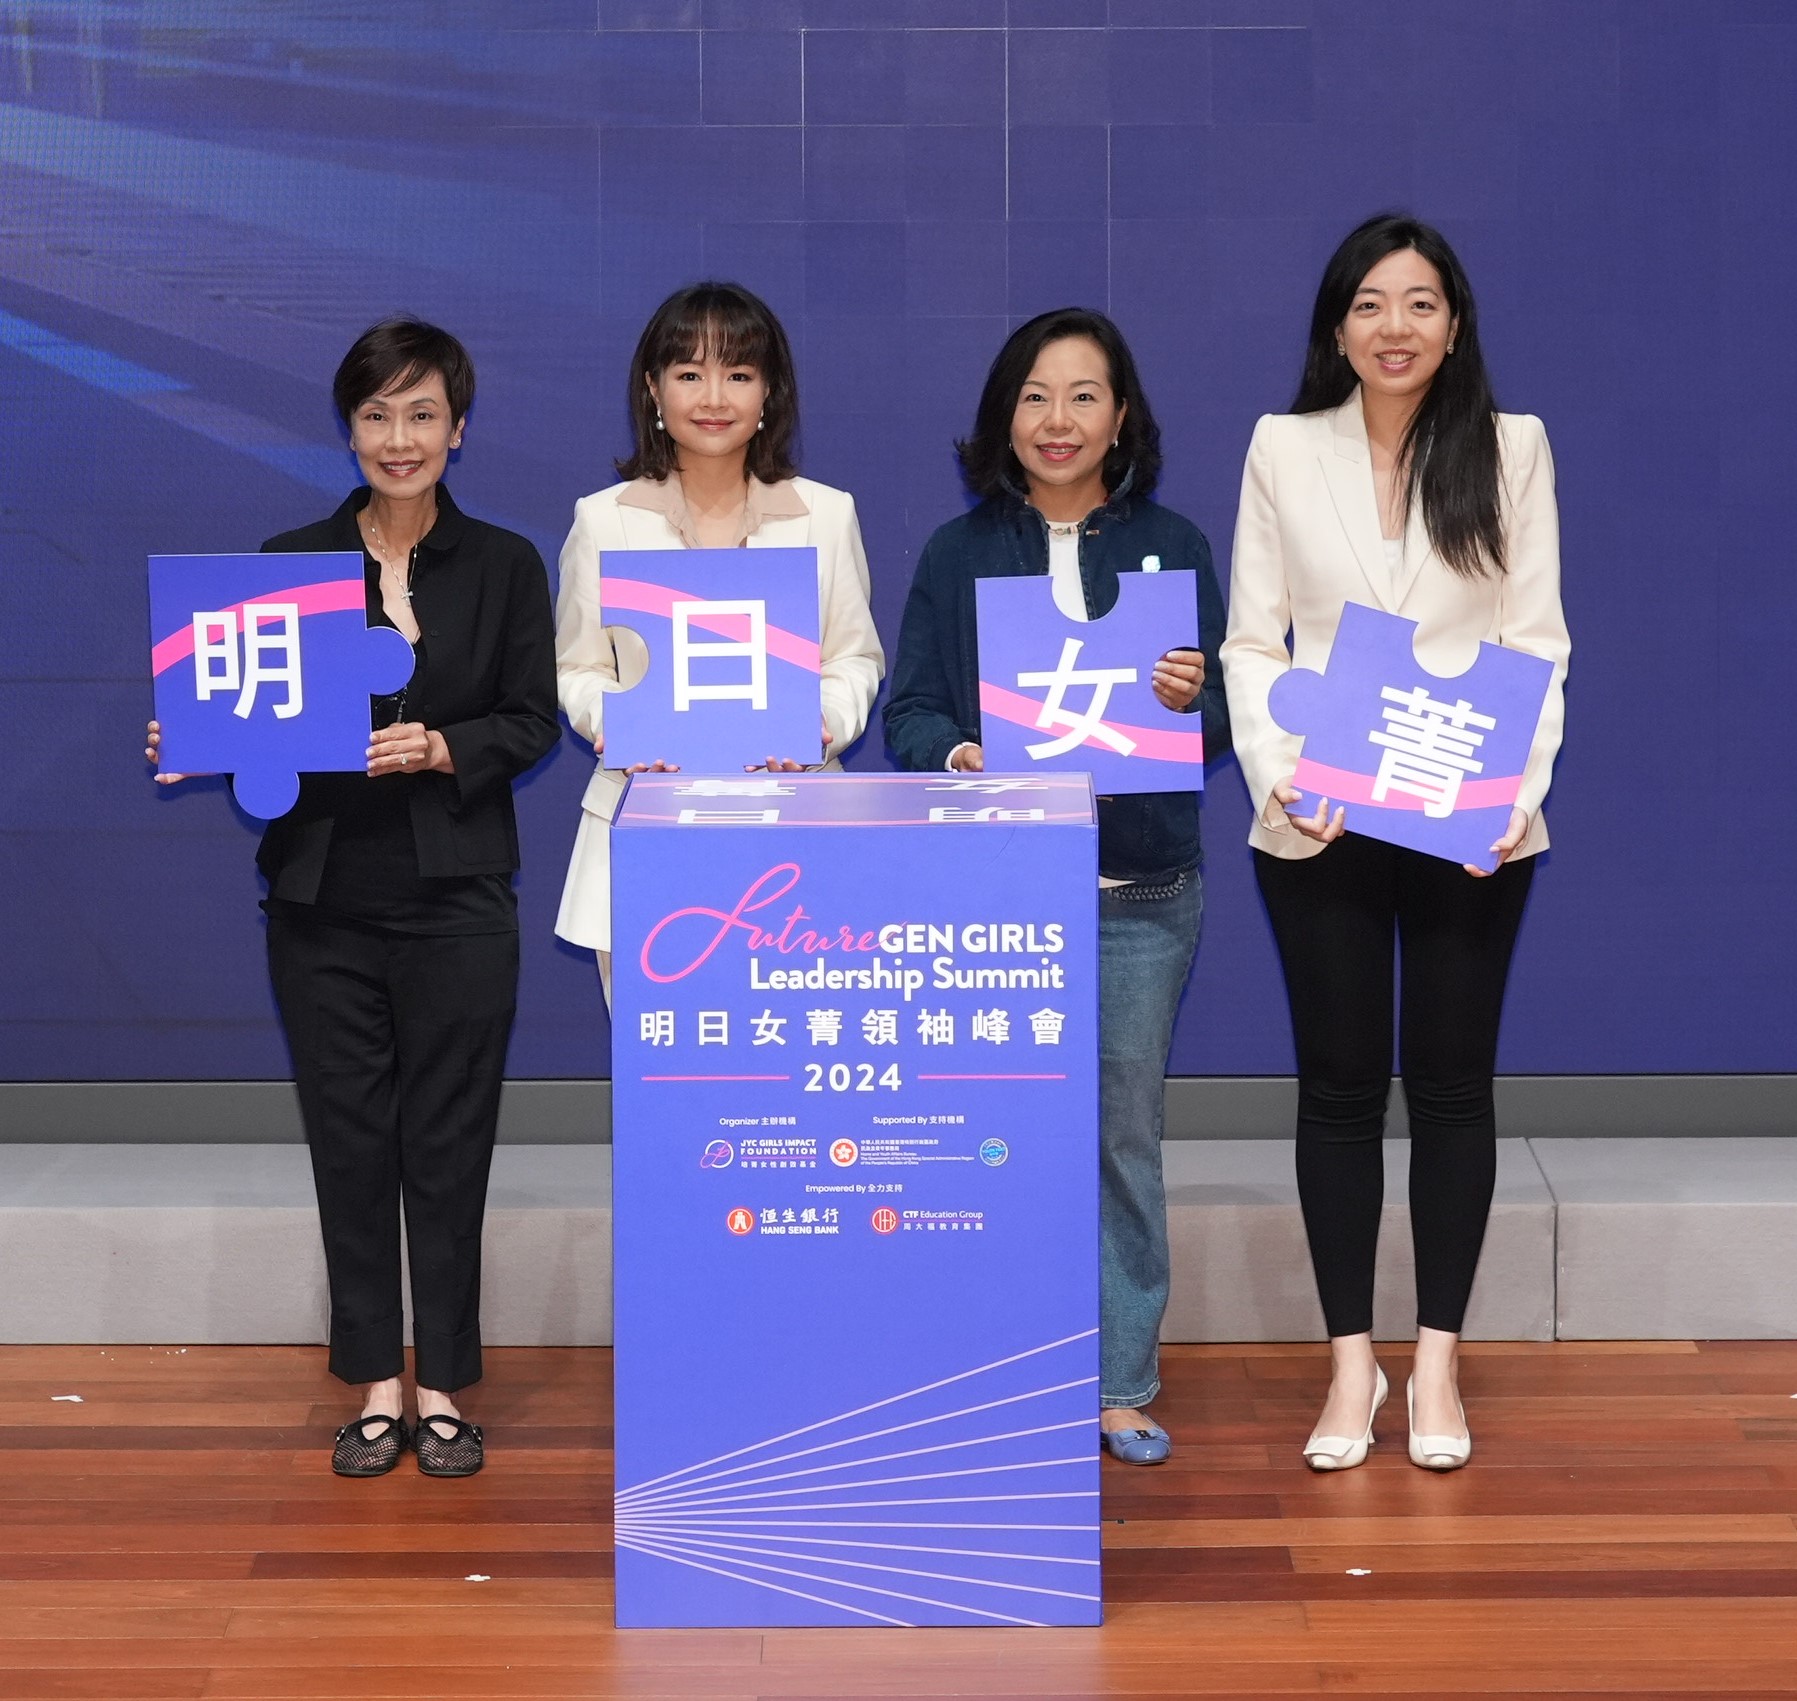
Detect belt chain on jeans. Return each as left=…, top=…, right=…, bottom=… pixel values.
left=1109, top=869, right=1189, bottom=903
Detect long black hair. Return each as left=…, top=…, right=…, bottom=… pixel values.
left=617, top=281, right=799, bottom=483
left=956, top=307, right=1162, bottom=500
left=1293, top=214, right=1504, bottom=578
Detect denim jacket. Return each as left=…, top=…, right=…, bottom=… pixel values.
left=884, top=484, right=1231, bottom=884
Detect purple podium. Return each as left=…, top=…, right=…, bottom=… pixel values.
left=610, top=773, right=1102, bottom=1628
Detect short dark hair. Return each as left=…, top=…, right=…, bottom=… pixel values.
left=332, top=317, right=475, bottom=427
left=955, top=308, right=1162, bottom=500
left=617, top=281, right=799, bottom=483
left=1292, top=213, right=1503, bottom=578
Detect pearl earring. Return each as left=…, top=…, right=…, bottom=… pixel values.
left=1446, top=341, right=1456, bottom=354
left=654, top=410, right=665, bottom=431
left=756, top=416, right=764, bottom=432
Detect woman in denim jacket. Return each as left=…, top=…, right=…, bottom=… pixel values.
left=885, top=308, right=1229, bottom=1463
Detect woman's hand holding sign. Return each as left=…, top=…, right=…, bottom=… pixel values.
left=1152, top=647, right=1204, bottom=711
left=750, top=719, right=834, bottom=774
left=367, top=721, right=451, bottom=777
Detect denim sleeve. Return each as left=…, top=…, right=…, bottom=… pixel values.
left=883, top=534, right=974, bottom=772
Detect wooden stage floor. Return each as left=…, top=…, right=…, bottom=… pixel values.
left=1, top=1342, right=1794, bottom=1699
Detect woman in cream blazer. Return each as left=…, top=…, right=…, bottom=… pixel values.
left=555, top=283, right=883, bottom=990
left=1223, top=216, right=1568, bottom=1476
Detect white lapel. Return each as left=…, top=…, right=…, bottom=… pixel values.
left=747, top=513, right=811, bottom=550
left=1317, top=388, right=1399, bottom=615
left=1391, top=484, right=1436, bottom=612
left=616, top=503, right=680, bottom=551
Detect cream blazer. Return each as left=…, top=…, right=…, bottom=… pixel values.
left=1221, top=388, right=1570, bottom=861
left=554, top=475, right=885, bottom=950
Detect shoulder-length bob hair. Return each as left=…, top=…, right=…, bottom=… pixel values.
left=1293, top=213, right=1504, bottom=578
left=332, top=317, right=475, bottom=427
left=617, top=281, right=799, bottom=483
left=956, top=307, right=1162, bottom=501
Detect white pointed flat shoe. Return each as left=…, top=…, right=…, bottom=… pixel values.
left=1406, top=1374, right=1472, bottom=1471
left=1302, top=1366, right=1388, bottom=1472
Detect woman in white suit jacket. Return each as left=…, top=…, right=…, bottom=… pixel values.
left=554, top=283, right=884, bottom=994
left=1222, top=216, right=1568, bottom=1474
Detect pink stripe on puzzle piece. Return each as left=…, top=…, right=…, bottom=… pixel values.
left=151, top=579, right=367, bottom=676
left=1291, top=757, right=1522, bottom=813
left=601, top=576, right=823, bottom=672
left=978, top=681, right=1205, bottom=764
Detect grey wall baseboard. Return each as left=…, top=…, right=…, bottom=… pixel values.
left=0, top=1081, right=608, bottom=1144
left=1163, top=1076, right=1797, bottom=1139
left=1, top=1077, right=1792, bottom=1144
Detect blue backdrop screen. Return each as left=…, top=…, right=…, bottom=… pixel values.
left=3, top=1, right=1792, bottom=1079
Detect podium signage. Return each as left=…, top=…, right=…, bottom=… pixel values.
left=975, top=571, right=1205, bottom=794
left=147, top=552, right=413, bottom=819
left=611, top=773, right=1101, bottom=1628
left=1268, top=601, right=1554, bottom=870
left=599, top=547, right=822, bottom=771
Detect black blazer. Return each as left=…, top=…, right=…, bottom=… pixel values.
left=255, top=484, right=558, bottom=900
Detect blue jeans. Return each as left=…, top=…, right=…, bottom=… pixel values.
left=1098, top=870, right=1202, bottom=1409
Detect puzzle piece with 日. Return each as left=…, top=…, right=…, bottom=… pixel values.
left=976, top=570, right=1205, bottom=795
left=598, top=547, right=823, bottom=772
left=148, top=552, right=415, bottom=819
left=1266, top=600, right=1554, bottom=870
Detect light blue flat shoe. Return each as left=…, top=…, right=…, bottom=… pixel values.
left=1099, top=1420, right=1171, bottom=1465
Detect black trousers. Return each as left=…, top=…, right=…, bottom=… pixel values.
left=266, top=912, right=518, bottom=1392
left=1254, top=836, right=1535, bottom=1338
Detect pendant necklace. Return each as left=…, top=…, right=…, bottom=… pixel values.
left=364, top=501, right=431, bottom=601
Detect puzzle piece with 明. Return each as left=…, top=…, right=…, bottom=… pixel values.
left=598, top=546, right=823, bottom=772
left=148, top=552, right=415, bottom=820
left=976, top=569, right=1205, bottom=796
left=1265, top=600, right=1554, bottom=870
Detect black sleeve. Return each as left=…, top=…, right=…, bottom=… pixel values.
left=439, top=541, right=559, bottom=805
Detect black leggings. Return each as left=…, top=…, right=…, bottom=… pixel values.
left=1254, top=836, right=1535, bottom=1338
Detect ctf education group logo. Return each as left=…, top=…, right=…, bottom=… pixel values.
left=701, top=1139, right=735, bottom=1169
left=871, top=1208, right=899, bottom=1235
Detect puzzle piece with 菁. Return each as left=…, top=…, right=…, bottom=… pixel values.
left=598, top=547, right=822, bottom=772
left=148, top=552, right=414, bottom=820
left=1266, top=600, right=1554, bottom=871
left=975, top=569, right=1205, bottom=795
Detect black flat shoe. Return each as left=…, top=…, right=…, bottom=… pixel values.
left=416, top=1414, right=484, bottom=1477
left=332, top=1413, right=409, bottom=1477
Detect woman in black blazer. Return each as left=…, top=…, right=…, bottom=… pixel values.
left=148, top=318, right=557, bottom=1477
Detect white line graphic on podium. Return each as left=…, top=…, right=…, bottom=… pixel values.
left=614, top=1330, right=1100, bottom=1627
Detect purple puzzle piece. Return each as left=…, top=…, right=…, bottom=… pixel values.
left=1266, top=601, right=1554, bottom=871
left=148, top=552, right=415, bottom=819
left=599, top=547, right=823, bottom=772
left=976, top=572, right=1205, bottom=795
